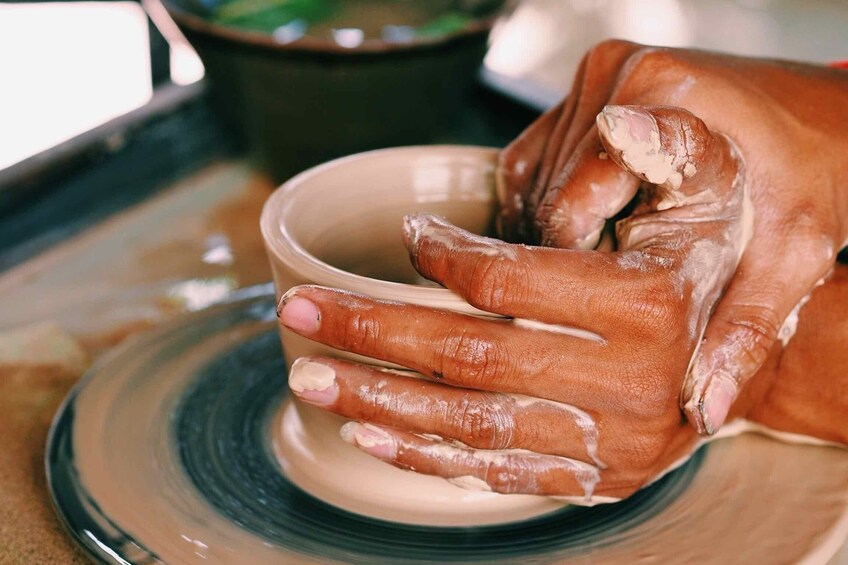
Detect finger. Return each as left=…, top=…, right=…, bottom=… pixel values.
left=595, top=101, right=750, bottom=315
left=497, top=102, right=563, bottom=242
left=287, top=356, right=605, bottom=466
left=526, top=41, right=642, bottom=232
left=535, top=126, right=638, bottom=249
left=519, top=57, right=587, bottom=237
left=277, top=285, right=620, bottom=403
left=682, top=237, right=835, bottom=435
left=401, top=212, right=664, bottom=335
left=339, top=422, right=608, bottom=499
left=596, top=105, right=741, bottom=214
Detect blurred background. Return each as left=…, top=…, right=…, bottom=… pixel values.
left=2, top=0, right=846, bottom=174
left=1, top=0, right=847, bottom=273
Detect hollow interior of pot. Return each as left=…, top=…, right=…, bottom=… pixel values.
left=282, top=148, right=498, bottom=287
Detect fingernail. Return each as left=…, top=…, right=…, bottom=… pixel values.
left=700, top=372, right=738, bottom=435
left=343, top=422, right=396, bottom=459
left=597, top=106, right=675, bottom=187
left=288, top=358, right=338, bottom=406
left=339, top=421, right=358, bottom=444
left=599, top=105, right=655, bottom=144
left=279, top=294, right=320, bottom=334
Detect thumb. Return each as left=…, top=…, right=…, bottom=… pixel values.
left=682, top=247, right=834, bottom=435
left=595, top=104, right=740, bottom=207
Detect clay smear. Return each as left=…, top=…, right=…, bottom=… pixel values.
left=597, top=106, right=680, bottom=189
left=288, top=358, right=335, bottom=393
left=512, top=394, right=605, bottom=469
left=511, top=318, right=604, bottom=342
left=779, top=277, right=825, bottom=347
left=447, top=475, right=492, bottom=492
left=67, top=321, right=848, bottom=563
left=413, top=439, right=602, bottom=501
left=404, top=214, right=519, bottom=260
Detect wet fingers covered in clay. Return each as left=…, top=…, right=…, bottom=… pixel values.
left=289, top=356, right=606, bottom=467
left=339, top=422, right=613, bottom=501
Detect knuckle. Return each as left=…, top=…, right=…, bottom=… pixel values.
left=451, top=397, right=514, bottom=450
left=722, top=308, right=782, bottom=367
left=625, top=370, right=681, bottom=419
left=438, top=328, right=510, bottom=387
left=619, top=47, right=692, bottom=100
left=623, top=46, right=676, bottom=77
left=484, top=460, right=526, bottom=494
left=589, top=38, right=640, bottom=59
left=670, top=107, right=711, bottom=163
left=621, top=274, right=685, bottom=344
left=341, top=312, right=382, bottom=352
left=467, top=255, right=525, bottom=312
left=782, top=209, right=836, bottom=263
left=535, top=199, right=575, bottom=247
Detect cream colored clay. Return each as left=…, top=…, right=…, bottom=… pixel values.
left=59, top=145, right=848, bottom=564
left=288, top=358, right=336, bottom=393
left=779, top=277, right=826, bottom=347
left=511, top=317, right=604, bottom=342
left=275, top=400, right=567, bottom=525
left=597, top=106, right=679, bottom=189
left=356, top=423, right=393, bottom=448
left=404, top=213, right=519, bottom=260
left=512, top=394, right=605, bottom=469
left=447, top=475, right=493, bottom=491
left=69, top=324, right=848, bottom=563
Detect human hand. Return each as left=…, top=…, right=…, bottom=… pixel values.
left=738, top=264, right=848, bottom=446
left=277, top=105, right=751, bottom=499
left=498, top=40, right=848, bottom=434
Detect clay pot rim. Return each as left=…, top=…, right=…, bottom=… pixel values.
left=260, top=145, right=499, bottom=315
left=161, top=1, right=505, bottom=56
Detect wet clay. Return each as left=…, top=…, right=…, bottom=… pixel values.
left=272, top=399, right=567, bottom=525
left=62, top=295, right=848, bottom=564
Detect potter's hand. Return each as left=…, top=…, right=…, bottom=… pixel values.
left=499, top=41, right=848, bottom=434
left=278, top=266, right=848, bottom=500
left=278, top=106, right=748, bottom=499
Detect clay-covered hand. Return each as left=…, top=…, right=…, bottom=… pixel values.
left=498, top=41, right=848, bottom=434
left=278, top=105, right=753, bottom=499
left=277, top=263, right=848, bottom=500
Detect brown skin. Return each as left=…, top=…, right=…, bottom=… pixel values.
left=499, top=40, right=848, bottom=434
left=277, top=44, right=848, bottom=498
left=278, top=265, right=848, bottom=499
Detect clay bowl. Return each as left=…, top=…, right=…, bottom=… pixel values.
left=259, top=145, right=574, bottom=524
left=260, top=144, right=499, bottom=366
left=162, top=1, right=506, bottom=182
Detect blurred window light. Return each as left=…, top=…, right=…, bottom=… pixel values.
left=142, top=0, right=205, bottom=85
left=0, top=2, right=154, bottom=171
left=333, top=28, right=365, bottom=48
left=610, top=0, right=692, bottom=46
left=272, top=19, right=308, bottom=44
left=484, top=0, right=848, bottom=111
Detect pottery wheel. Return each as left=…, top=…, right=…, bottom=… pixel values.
left=46, top=289, right=848, bottom=563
